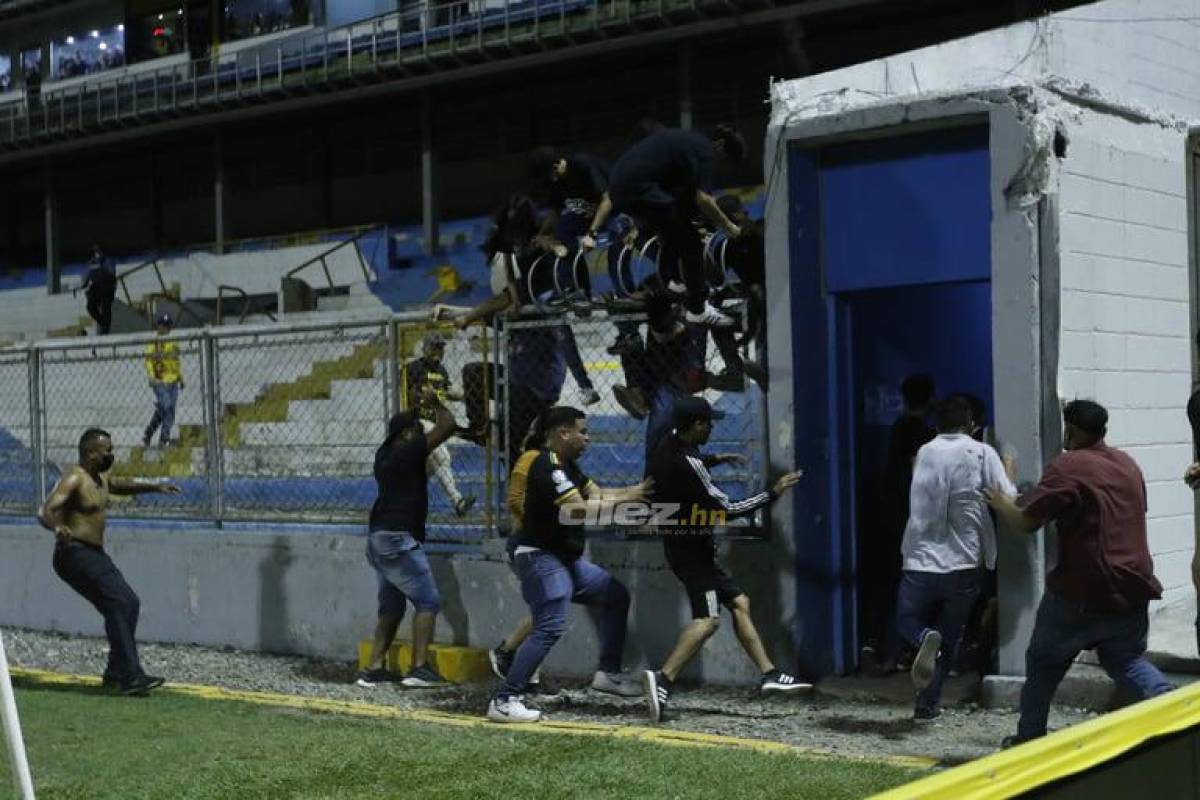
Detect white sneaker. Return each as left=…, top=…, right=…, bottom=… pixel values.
left=666, top=279, right=687, bottom=296
left=911, top=629, right=943, bottom=691
left=591, top=670, right=644, bottom=698
left=487, top=696, right=542, bottom=723
left=685, top=302, right=736, bottom=329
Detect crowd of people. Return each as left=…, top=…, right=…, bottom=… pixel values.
left=30, top=120, right=1193, bottom=750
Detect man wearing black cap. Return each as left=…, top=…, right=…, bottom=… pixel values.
left=357, top=394, right=458, bottom=688
left=609, top=125, right=747, bottom=329
left=405, top=332, right=476, bottom=518
left=142, top=312, right=183, bottom=448
left=987, top=400, right=1173, bottom=746
left=641, top=396, right=807, bottom=722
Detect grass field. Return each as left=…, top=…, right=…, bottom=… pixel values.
left=0, top=680, right=924, bottom=799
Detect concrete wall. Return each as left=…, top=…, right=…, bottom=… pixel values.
left=0, top=522, right=798, bottom=686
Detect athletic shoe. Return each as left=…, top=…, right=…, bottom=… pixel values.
left=612, top=385, right=649, bottom=420
left=591, top=670, right=643, bottom=698
left=487, top=696, right=541, bottom=723
left=707, top=369, right=745, bottom=393
left=101, top=672, right=122, bottom=690
left=685, top=302, right=736, bottom=329
left=760, top=669, right=812, bottom=693
left=489, top=644, right=514, bottom=679
left=120, top=674, right=165, bottom=697
left=581, top=388, right=602, bottom=406
left=911, top=629, right=943, bottom=691
left=642, top=670, right=670, bottom=723
left=141, top=431, right=152, bottom=447
left=744, top=359, right=768, bottom=392
left=454, top=495, right=477, bottom=518
left=914, top=706, right=941, bottom=721
left=666, top=280, right=687, bottom=296
left=606, top=331, right=642, bottom=356
left=1001, top=735, right=1030, bottom=749
left=402, top=664, right=449, bottom=688
left=355, top=667, right=401, bottom=687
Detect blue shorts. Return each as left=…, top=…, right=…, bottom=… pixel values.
left=365, top=530, right=441, bottom=618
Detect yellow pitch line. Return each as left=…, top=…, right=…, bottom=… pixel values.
left=11, top=667, right=933, bottom=770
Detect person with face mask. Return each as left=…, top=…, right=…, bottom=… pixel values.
left=37, top=428, right=182, bottom=696
left=987, top=400, right=1174, bottom=747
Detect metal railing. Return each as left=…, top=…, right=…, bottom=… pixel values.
left=216, top=285, right=277, bottom=326
left=284, top=224, right=381, bottom=291
left=0, top=303, right=767, bottom=538
left=0, top=0, right=739, bottom=149
left=115, top=255, right=167, bottom=306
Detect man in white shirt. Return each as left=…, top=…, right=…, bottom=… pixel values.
left=898, top=396, right=1017, bottom=720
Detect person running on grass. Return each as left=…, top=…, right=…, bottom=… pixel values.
left=642, top=397, right=808, bottom=723
left=356, top=391, right=457, bottom=688
left=487, top=406, right=652, bottom=723
left=38, top=428, right=181, bottom=696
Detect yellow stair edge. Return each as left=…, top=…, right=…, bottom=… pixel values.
left=357, top=639, right=492, bottom=683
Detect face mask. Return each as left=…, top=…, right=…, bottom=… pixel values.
left=98, top=454, right=115, bottom=472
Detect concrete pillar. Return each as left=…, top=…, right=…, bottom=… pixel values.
left=678, top=42, right=693, bottom=131
left=214, top=130, right=229, bottom=254
left=421, top=90, right=439, bottom=256
left=43, top=164, right=60, bottom=295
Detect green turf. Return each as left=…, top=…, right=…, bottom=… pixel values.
left=0, top=682, right=923, bottom=799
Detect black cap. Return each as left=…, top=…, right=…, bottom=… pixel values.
left=385, top=410, right=419, bottom=444
left=674, top=396, right=725, bottom=427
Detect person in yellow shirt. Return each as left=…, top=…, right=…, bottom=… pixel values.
left=142, top=313, right=184, bottom=447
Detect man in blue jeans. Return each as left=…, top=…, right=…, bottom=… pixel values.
left=895, top=397, right=1016, bottom=720
left=487, top=406, right=651, bottom=723
left=356, top=391, right=458, bottom=689
left=988, top=400, right=1173, bottom=746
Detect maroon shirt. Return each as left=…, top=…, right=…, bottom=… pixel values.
left=1021, top=442, right=1162, bottom=612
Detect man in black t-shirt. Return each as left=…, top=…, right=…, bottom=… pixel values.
left=76, top=244, right=117, bottom=336
left=609, top=125, right=746, bottom=329
left=641, top=397, right=807, bottom=722
left=528, top=147, right=615, bottom=255
left=356, top=394, right=457, bottom=689
left=487, top=406, right=651, bottom=724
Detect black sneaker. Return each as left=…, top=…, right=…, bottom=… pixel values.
left=760, top=669, right=812, bottom=693
left=120, top=674, right=165, bottom=697
left=490, top=644, right=514, bottom=679
left=355, top=667, right=401, bottom=687
left=402, top=663, right=449, bottom=688
left=142, top=431, right=152, bottom=447
left=914, top=706, right=941, bottom=721
left=454, top=495, right=477, bottom=518
left=101, top=672, right=122, bottom=690
left=642, top=670, right=670, bottom=723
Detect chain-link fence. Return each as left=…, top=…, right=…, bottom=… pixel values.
left=0, top=305, right=766, bottom=538
left=0, top=349, right=35, bottom=514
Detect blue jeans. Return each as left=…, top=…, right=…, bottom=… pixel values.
left=1018, top=591, right=1174, bottom=741
left=146, top=382, right=179, bottom=444
left=365, top=531, right=441, bottom=620
left=497, top=551, right=630, bottom=699
left=895, top=568, right=980, bottom=711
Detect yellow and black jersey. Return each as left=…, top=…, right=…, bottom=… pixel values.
left=509, top=448, right=596, bottom=561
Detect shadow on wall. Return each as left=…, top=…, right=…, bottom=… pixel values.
left=258, top=537, right=296, bottom=653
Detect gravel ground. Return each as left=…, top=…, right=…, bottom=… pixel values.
left=3, top=627, right=1097, bottom=767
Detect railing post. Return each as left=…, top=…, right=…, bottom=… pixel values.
left=202, top=333, right=224, bottom=525
left=385, top=319, right=399, bottom=418
left=27, top=348, right=45, bottom=509
left=494, top=316, right=508, bottom=533
left=256, top=51, right=262, bottom=93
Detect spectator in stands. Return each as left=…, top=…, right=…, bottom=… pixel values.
left=861, top=374, right=937, bottom=676
left=357, top=398, right=458, bottom=688
left=894, top=397, right=1016, bottom=721
left=77, top=244, right=117, bottom=336
left=37, top=428, right=180, bottom=696
left=405, top=332, right=476, bottom=518
left=642, top=397, right=808, bottom=723
left=143, top=313, right=184, bottom=448
left=988, top=400, right=1174, bottom=747
left=487, top=406, right=650, bottom=723
left=609, top=124, right=747, bottom=329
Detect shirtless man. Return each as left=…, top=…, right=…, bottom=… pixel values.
left=38, top=428, right=181, bottom=696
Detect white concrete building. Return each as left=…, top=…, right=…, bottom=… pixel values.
left=766, top=0, right=1199, bottom=678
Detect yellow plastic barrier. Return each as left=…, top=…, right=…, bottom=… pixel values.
left=357, top=639, right=493, bottom=683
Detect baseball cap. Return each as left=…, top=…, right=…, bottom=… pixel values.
left=673, top=396, right=725, bottom=427
left=385, top=410, right=419, bottom=444
left=156, top=312, right=173, bottom=327
left=422, top=332, right=446, bottom=349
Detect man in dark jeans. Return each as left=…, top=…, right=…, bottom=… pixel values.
left=609, top=125, right=747, bottom=329
left=77, top=245, right=117, bottom=336
left=37, top=428, right=181, bottom=695
left=988, top=400, right=1174, bottom=746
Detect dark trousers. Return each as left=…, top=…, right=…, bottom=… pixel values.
left=1018, top=591, right=1173, bottom=741
left=556, top=325, right=594, bottom=394
left=86, top=292, right=114, bottom=335
left=630, top=201, right=707, bottom=314
left=895, top=568, right=980, bottom=711
left=52, top=539, right=144, bottom=681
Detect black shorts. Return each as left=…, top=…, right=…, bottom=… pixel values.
left=669, top=558, right=744, bottom=619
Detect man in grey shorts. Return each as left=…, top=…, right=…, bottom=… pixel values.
left=356, top=391, right=457, bottom=688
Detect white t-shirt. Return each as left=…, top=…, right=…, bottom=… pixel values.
left=900, top=433, right=1017, bottom=573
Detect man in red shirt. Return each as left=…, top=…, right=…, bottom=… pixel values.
left=987, top=400, right=1173, bottom=746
